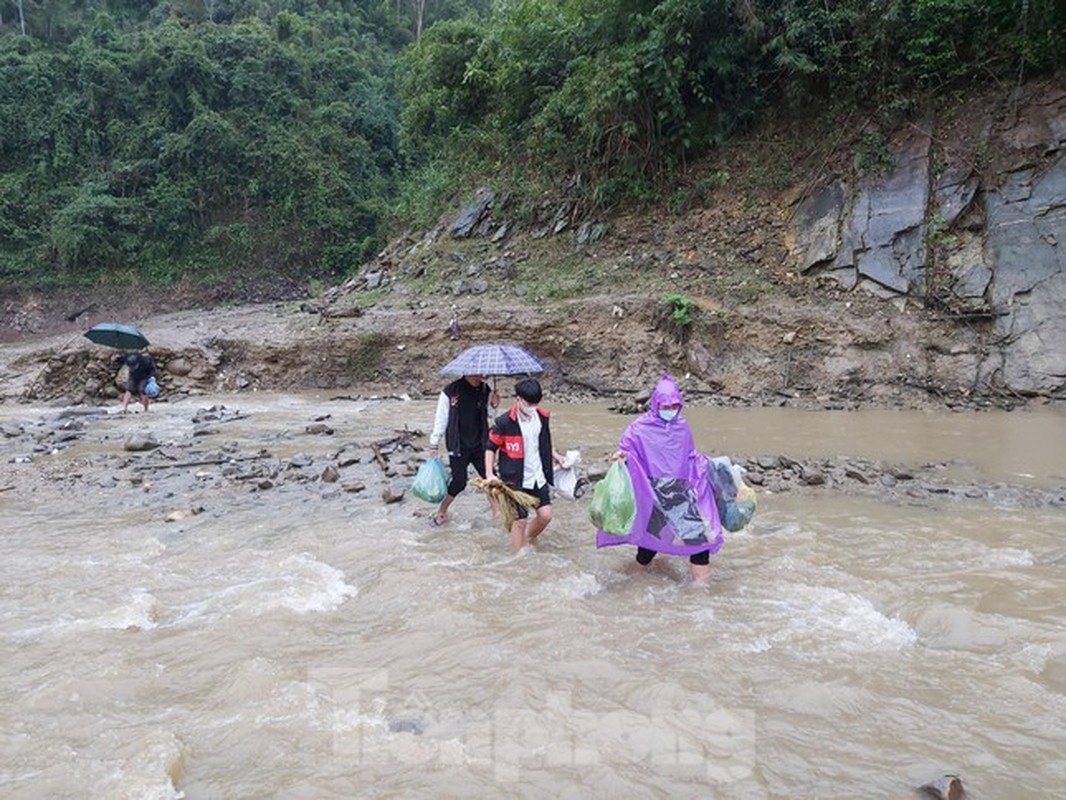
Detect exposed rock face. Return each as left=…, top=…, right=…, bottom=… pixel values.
left=789, top=83, right=1066, bottom=398
left=983, top=152, right=1066, bottom=394
left=450, top=189, right=495, bottom=239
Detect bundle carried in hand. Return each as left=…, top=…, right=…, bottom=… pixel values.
left=707, top=456, right=757, bottom=532
left=471, top=477, right=540, bottom=532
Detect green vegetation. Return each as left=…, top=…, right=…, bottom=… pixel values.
left=663, top=293, right=695, bottom=328
left=400, top=0, right=1062, bottom=213
left=1, top=8, right=404, bottom=289
left=853, top=131, right=894, bottom=178
left=0, top=0, right=1060, bottom=294
left=660, top=292, right=697, bottom=342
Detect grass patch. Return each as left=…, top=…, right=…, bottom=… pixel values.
left=350, top=288, right=391, bottom=308
left=520, top=255, right=592, bottom=302
left=346, top=332, right=387, bottom=381
left=720, top=266, right=773, bottom=306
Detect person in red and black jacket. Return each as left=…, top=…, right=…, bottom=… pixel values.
left=485, top=378, right=566, bottom=552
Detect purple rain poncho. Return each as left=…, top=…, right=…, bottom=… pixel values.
left=595, top=375, right=723, bottom=557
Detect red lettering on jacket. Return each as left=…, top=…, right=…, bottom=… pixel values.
left=490, top=431, right=524, bottom=459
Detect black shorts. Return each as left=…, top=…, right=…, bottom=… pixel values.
left=515, top=483, right=552, bottom=519
left=446, top=447, right=487, bottom=497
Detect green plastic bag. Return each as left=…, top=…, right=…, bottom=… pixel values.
left=590, top=461, right=637, bottom=535
left=412, top=458, right=448, bottom=503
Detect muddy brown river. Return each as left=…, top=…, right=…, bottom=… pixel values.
left=1, top=394, right=1064, bottom=798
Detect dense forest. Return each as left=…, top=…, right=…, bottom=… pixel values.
left=0, top=0, right=1061, bottom=293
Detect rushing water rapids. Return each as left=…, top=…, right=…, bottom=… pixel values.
left=1, top=395, right=1064, bottom=798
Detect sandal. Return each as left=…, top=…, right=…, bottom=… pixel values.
left=430, top=513, right=447, bottom=527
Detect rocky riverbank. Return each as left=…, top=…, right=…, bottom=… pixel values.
left=3, top=389, right=1064, bottom=516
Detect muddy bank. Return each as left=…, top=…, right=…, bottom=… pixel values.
left=1, top=289, right=1052, bottom=417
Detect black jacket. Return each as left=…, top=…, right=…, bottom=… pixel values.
left=487, top=406, right=554, bottom=488
left=442, top=378, right=491, bottom=454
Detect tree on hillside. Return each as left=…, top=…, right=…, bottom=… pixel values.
left=0, top=7, right=407, bottom=287
left=399, top=0, right=1064, bottom=211
left=10, top=0, right=27, bottom=35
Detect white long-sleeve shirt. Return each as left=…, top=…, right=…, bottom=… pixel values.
left=517, top=408, right=547, bottom=489
left=429, top=391, right=451, bottom=448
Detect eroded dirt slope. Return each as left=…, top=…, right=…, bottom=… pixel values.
left=1, top=280, right=984, bottom=413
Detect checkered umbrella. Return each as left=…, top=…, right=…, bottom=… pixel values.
left=440, top=343, right=544, bottom=377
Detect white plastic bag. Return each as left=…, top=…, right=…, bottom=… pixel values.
left=553, top=449, right=582, bottom=500
left=707, top=455, right=756, bottom=531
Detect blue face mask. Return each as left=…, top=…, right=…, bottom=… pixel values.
left=658, top=408, right=679, bottom=421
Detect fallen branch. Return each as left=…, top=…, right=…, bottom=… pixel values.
left=193, top=413, right=250, bottom=425
left=561, top=377, right=641, bottom=395
left=370, top=443, right=389, bottom=472
left=329, top=394, right=411, bottom=402
left=559, top=375, right=609, bottom=393
left=134, top=453, right=271, bottom=470
left=320, top=306, right=364, bottom=319
left=371, top=429, right=420, bottom=454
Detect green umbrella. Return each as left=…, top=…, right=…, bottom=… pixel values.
left=84, top=322, right=150, bottom=350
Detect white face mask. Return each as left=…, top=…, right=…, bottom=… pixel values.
left=658, top=408, right=679, bottom=421
left=517, top=399, right=536, bottom=417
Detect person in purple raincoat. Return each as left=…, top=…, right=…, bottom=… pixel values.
left=596, top=374, right=723, bottom=584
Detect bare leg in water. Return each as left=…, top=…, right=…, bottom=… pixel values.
left=510, top=506, right=552, bottom=551
left=689, top=563, right=711, bottom=586
left=433, top=494, right=456, bottom=526
left=525, top=506, right=552, bottom=542
left=632, top=547, right=711, bottom=585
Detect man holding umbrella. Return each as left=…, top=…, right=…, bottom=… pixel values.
left=430, top=343, right=545, bottom=526
left=428, top=374, right=499, bottom=526
left=116, top=351, right=158, bottom=413
left=82, top=322, right=158, bottom=413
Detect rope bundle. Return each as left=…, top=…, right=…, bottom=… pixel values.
left=470, top=477, right=540, bottom=531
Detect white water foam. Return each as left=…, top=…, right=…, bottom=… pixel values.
left=68, top=729, right=185, bottom=800
left=762, top=584, right=917, bottom=654
left=331, top=703, right=476, bottom=768
left=166, top=552, right=357, bottom=625
left=8, top=588, right=163, bottom=639
left=87, top=588, right=163, bottom=631
left=977, top=547, right=1035, bottom=568
left=533, top=572, right=603, bottom=602
left=1013, top=641, right=1056, bottom=674
left=229, top=553, right=357, bottom=615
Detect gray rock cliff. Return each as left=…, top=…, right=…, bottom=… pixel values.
left=789, top=84, right=1066, bottom=397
